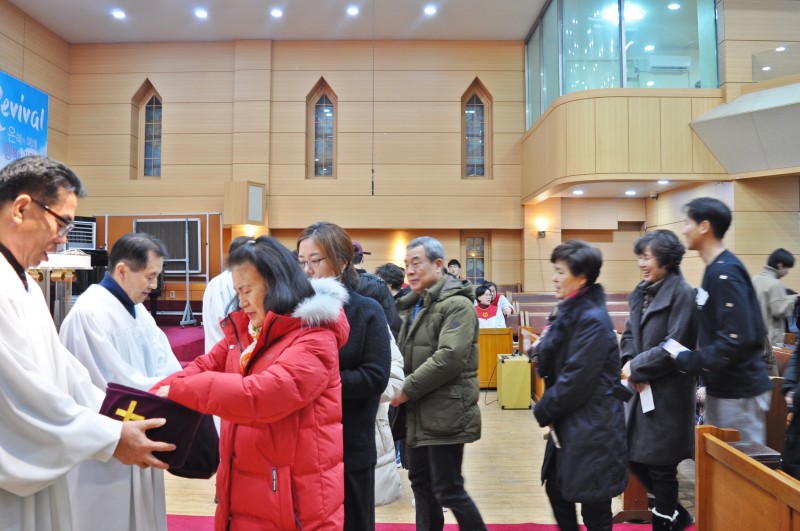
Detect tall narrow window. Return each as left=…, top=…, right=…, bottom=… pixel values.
left=306, top=79, right=338, bottom=179
left=143, top=95, right=162, bottom=177
left=462, top=79, right=492, bottom=179
left=465, top=236, right=486, bottom=285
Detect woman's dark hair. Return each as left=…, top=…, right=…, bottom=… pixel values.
left=483, top=281, right=497, bottom=290
left=768, top=248, right=795, bottom=270
left=228, top=236, right=315, bottom=316
left=109, top=232, right=168, bottom=271
left=296, top=221, right=359, bottom=290
left=633, top=230, right=685, bottom=273
left=475, top=285, right=490, bottom=299
left=683, top=197, right=731, bottom=240
left=550, top=240, right=602, bottom=285
left=375, top=263, right=405, bottom=291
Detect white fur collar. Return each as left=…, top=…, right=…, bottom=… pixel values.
left=292, top=276, right=349, bottom=327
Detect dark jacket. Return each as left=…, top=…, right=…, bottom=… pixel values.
left=620, top=271, right=698, bottom=465
left=396, top=274, right=481, bottom=447
left=533, top=283, right=628, bottom=503
left=340, top=290, right=392, bottom=471
left=357, top=269, right=400, bottom=339
left=675, top=250, right=772, bottom=399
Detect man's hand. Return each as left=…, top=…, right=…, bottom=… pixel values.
left=621, top=361, right=632, bottom=380
left=113, top=418, right=175, bottom=469
left=390, top=391, right=409, bottom=407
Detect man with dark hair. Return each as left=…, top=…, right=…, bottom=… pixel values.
left=353, top=240, right=400, bottom=339
left=375, top=262, right=410, bottom=300
left=0, top=156, right=173, bottom=529
left=676, top=197, right=772, bottom=443
left=753, top=248, right=799, bottom=345
left=203, top=235, right=252, bottom=351
left=60, top=232, right=182, bottom=531
left=391, top=236, right=486, bottom=529
left=447, top=258, right=464, bottom=280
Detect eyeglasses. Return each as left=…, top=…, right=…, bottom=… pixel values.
left=31, top=198, right=74, bottom=238
left=298, top=256, right=327, bottom=269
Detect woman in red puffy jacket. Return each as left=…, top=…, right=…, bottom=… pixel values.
left=153, top=236, right=350, bottom=530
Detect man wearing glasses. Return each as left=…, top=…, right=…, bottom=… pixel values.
left=0, top=156, right=174, bottom=530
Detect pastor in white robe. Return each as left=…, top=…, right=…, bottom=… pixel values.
left=0, top=256, right=121, bottom=531
left=202, top=269, right=236, bottom=351
left=59, top=282, right=182, bottom=531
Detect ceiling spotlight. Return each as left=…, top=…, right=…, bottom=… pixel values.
left=347, top=6, right=359, bottom=16
left=625, top=190, right=636, bottom=196
left=646, top=81, right=655, bottom=87
left=658, top=180, right=669, bottom=184
left=271, top=8, right=283, bottom=18
left=776, top=46, right=786, bottom=52
left=424, top=5, right=437, bottom=16
left=111, top=9, right=126, bottom=19
left=667, top=3, right=681, bottom=10
left=644, top=44, right=655, bottom=51
left=762, top=66, right=772, bottom=71
left=572, top=190, right=585, bottom=196
left=194, top=8, right=208, bottom=19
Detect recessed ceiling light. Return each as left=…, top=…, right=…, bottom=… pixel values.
left=762, top=66, right=772, bottom=71
left=658, top=180, right=669, bottom=184
left=667, top=3, right=681, bottom=10
left=424, top=5, right=437, bottom=16
left=111, top=9, right=126, bottom=19
left=601, top=4, right=645, bottom=23
left=347, top=6, right=359, bottom=16
left=194, top=8, right=208, bottom=19
left=646, top=81, right=655, bottom=87
left=572, top=190, right=584, bottom=196
left=644, top=44, right=655, bottom=51
left=271, top=8, right=283, bottom=18
left=625, top=190, right=636, bottom=196
left=776, top=46, right=786, bottom=52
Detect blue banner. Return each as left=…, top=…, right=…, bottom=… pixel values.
left=0, top=70, right=49, bottom=169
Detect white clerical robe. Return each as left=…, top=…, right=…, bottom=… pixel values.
left=202, top=269, right=236, bottom=351
left=59, top=284, right=182, bottom=531
left=0, top=257, right=121, bottom=531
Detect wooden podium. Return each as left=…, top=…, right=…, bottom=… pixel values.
left=477, top=328, right=513, bottom=388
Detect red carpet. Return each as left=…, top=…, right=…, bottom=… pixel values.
left=167, top=515, right=693, bottom=530
left=161, top=325, right=205, bottom=367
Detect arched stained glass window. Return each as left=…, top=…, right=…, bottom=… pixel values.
left=306, top=79, right=338, bottom=179
left=462, top=79, right=492, bottom=179
left=143, top=95, right=162, bottom=177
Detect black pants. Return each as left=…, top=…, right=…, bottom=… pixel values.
left=343, top=467, right=375, bottom=531
left=629, top=461, right=679, bottom=519
left=545, top=451, right=612, bottom=531
left=407, top=443, right=487, bottom=531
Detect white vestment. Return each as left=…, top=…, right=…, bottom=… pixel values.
left=0, top=257, right=121, bottom=531
left=59, top=284, right=182, bottom=531
left=202, top=270, right=236, bottom=351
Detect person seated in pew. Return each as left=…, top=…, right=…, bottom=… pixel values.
left=483, top=281, right=514, bottom=317
left=474, top=285, right=507, bottom=328
left=620, top=230, right=697, bottom=531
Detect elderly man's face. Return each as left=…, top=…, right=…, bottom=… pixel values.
left=405, top=245, right=443, bottom=295
left=19, top=189, right=77, bottom=268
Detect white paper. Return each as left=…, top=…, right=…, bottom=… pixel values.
left=521, top=328, right=534, bottom=352
left=661, top=337, right=688, bottom=358
left=639, top=384, right=655, bottom=413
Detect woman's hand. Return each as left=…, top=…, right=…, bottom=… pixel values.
left=155, top=385, right=170, bottom=398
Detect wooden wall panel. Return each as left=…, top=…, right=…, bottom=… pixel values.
left=721, top=0, right=800, bottom=42
left=70, top=72, right=234, bottom=105
left=79, top=195, right=224, bottom=215
left=562, top=198, right=618, bottom=230
left=161, top=133, right=233, bottom=165
left=233, top=100, right=270, bottom=133
left=374, top=71, right=523, bottom=103
left=23, top=50, right=68, bottom=102
left=232, top=132, right=269, bottom=164
left=647, top=181, right=733, bottom=228
left=271, top=70, right=373, bottom=102
left=73, top=164, right=231, bottom=196
left=595, top=97, right=629, bottom=174
left=629, top=98, right=661, bottom=173
left=48, top=98, right=69, bottom=134
left=234, top=40, right=271, bottom=71
left=566, top=99, right=596, bottom=177
left=374, top=133, right=460, bottom=164
left=0, top=33, right=24, bottom=77
left=660, top=98, right=693, bottom=173
left=0, top=0, right=25, bottom=44
left=68, top=104, right=131, bottom=135
left=734, top=176, right=800, bottom=213
left=272, top=41, right=373, bottom=71
left=232, top=164, right=269, bottom=184
left=376, top=41, right=523, bottom=72
left=495, top=133, right=521, bottom=167
left=618, top=199, right=646, bottom=222
left=24, top=18, right=69, bottom=73
left=49, top=129, right=68, bottom=161
left=70, top=42, right=235, bottom=74
left=691, top=98, right=726, bottom=174
left=234, top=69, right=270, bottom=101
left=164, top=103, right=234, bottom=134
left=733, top=211, right=799, bottom=255
left=68, top=134, right=131, bottom=165
left=365, top=102, right=462, bottom=133
left=270, top=102, right=305, bottom=133
left=494, top=102, right=525, bottom=134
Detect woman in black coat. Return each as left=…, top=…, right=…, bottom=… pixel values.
left=532, top=240, right=630, bottom=531
left=620, top=230, right=698, bottom=531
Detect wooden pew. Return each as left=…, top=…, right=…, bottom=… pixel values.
left=696, top=425, right=800, bottom=530
left=767, top=377, right=789, bottom=453
left=477, top=328, right=513, bottom=389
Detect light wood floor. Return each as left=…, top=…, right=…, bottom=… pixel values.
left=165, top=390, right=695, bottom=524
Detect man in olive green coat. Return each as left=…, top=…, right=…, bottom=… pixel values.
left=391, top=236, right=485, bottom=530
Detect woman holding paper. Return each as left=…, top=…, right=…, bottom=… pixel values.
left=531, top=240, right=630, bottom=531
left=620, top=230, right=698, bottom=531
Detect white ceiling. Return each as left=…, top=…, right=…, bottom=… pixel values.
left=9, top=0, right=545, bottom=44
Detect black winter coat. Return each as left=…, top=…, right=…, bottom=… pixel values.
left=533, top=283, right=629, bottom=503
left=357, top=270, right=400, bottom=339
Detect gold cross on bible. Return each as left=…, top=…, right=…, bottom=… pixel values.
left=115, top=400, right=145, bottom=421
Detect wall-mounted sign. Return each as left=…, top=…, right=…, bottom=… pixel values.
left=0, top=70, right=49, bottom=170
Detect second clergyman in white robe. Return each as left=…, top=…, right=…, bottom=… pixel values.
left=59, top=282, right=182, bottom=531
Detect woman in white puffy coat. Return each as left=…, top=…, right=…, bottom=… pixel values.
left=374, top=334, right=405, bottom=506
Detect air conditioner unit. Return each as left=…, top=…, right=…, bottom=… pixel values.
left=67, top=216, right=96, bottom=250
left=648, top=55, right=691, bottom=73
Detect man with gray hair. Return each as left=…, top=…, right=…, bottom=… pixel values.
left=391, top=236, right=486, bottom=529
left=0, top=156, right=173, bottom=530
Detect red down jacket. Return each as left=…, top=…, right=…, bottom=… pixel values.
left=154, top=277, right=350, bottom=530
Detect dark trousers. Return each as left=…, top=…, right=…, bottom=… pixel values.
left=407, top=443, right=487, bottom=531
left=629, top=461, right=679, bottom=518
left=344, top=467, right=375, bottom=531
left=545, top=451, right=612, bottom=531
